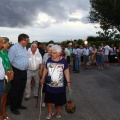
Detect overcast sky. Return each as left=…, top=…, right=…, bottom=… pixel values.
left=0, top=0, right=100, bottom=43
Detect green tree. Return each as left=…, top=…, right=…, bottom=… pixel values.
left=76, top=39, right=84, bottom=45
left=89, top=0, right=120, bottom=32
left=48, top=40, right=54, bottom=44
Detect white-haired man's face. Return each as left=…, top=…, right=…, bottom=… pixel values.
left=31, top=45, right=37, bottom=53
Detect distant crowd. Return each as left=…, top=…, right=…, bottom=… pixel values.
left=0, top=34, right=120, bottom=120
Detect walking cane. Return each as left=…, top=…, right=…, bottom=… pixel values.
left=38, top=84, right=43, bottom=120
left=36, top=84, right=40, bottom=108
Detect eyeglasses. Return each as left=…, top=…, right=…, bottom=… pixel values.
left=51, top=52, right=57, bottom=55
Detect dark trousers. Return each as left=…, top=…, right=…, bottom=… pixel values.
left=10, top=66, right=27, bottom=110
left=73, top=58, right=75, bottom=71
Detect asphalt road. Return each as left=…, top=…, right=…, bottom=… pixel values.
left=7, top=65, right=120, bottom=120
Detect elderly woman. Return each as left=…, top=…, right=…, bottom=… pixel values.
left=0, top=37, right=14, bottom=120
left=40, top=45, right=71, bottom=119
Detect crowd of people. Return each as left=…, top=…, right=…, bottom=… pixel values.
left=0, top=34, right=71, bottom=120
left=0, top=33, right=120, bottom=120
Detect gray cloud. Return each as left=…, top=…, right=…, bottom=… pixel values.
left=0, top=0, right=90, bottom=28
left=69, top=18, right=81, bottom=22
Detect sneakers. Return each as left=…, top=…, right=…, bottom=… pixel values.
left=46, top=113, right=54, bottom=119
left=42, top=102, right=46, bottom=108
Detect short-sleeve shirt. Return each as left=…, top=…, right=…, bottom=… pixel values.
left=45, top=57, right=68, bottom=93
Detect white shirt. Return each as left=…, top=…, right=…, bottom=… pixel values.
left=65, top=48, right=70, bottom=56
left=28, top=49, right=42, bottom=71
left=110, top=47, right=116, bottom=55
left=72, top=48, right=77, bottom=54
left=104, top=45, right=111, bottom=55
left=0, top=57, right=5, bottom=80
left=82, top=48, right=89, bottom=55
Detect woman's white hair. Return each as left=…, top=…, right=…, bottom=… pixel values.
left=51, top=45, right=62, bottom=53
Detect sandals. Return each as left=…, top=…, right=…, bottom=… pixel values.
left=56, top=113, right=62, bottom=119
left=46, top=113, right=54, bottom=119
left=3, top=115, right=10, bottom=120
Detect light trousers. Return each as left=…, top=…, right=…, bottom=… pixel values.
left=25, top=69, right=40, bottom=98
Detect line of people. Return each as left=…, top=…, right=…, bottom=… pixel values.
left=71, top=43, right=120, bottom=72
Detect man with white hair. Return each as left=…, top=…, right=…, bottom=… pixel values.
left=24, top=43, right=42, bottom=100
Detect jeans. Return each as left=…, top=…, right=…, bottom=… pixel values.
left=75, top=56, right=80, bottom=72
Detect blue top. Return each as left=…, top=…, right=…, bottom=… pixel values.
left=8, top=43, right=29, bottom=71
left=45, top=57, right=68, bottom=93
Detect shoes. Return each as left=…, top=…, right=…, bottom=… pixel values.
left=56, top=113, right=61, bottom=119
left=25, top=98, right=29, bottom=101
left=11, top=109, right=20, bottom=115
left=98, top=67, right=100, bottom=69
left=42, top=102, right=46, bottom=108
left=101, top=67, right=103, bottom=69
left=4, top=116, right=10, bottom=120
left=74, top=71, right=80, bottom=73
left=46, top=113, right=54, bottom=119
left=18, top=105, right=27, bottom=110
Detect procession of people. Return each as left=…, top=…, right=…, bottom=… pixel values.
left=0, top=34, right=120, bottom=120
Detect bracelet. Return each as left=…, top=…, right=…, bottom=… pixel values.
left=67, top=82, right=71, bottom=83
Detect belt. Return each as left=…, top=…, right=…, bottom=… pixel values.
left=29, top=69, right=39, bottom=72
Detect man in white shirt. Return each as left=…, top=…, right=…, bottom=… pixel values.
left=103, top=43, right=111, bottom=67
left=82, top=45, right=90, bottom=70
left=24, top=43, right=42, bottom=100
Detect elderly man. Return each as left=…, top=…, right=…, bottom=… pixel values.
left=8, top=34, right=29, bottom=115
left=24, top=43, right=42, bottom=100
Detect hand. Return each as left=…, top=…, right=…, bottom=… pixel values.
left=9, top=70, right=14, bottom=81
left=67, top=83, right=71, bottom=90
left=40, top=78, right=44, bottom=85
left=39, top=70, right=42, bottom=77
left=6, top=70, right=14, bottom=81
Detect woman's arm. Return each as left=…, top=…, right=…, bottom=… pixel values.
left=40, top=67, right=48, bottom=85
left=64, top=68, right=71, bottom=90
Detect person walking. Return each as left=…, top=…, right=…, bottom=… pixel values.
left=8, top=34, right=29, bottom=115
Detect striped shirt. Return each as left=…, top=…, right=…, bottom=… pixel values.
left=28, top=48, right=42, bottom=71
left=0, top=57, right=5, bottom=80
left=8, top=43, right=29, bottom=71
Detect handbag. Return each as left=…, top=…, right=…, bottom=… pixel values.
left=65, top=90, right=76, bottom=113
left=2, top=75, right=10, bottom=94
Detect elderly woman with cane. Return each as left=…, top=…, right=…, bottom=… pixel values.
left=40, top=45, right=71, bottom=119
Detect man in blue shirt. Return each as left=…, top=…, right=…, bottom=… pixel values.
left=8, top=34, right=29, bottom=115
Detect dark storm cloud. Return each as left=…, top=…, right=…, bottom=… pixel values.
left=0, top=0, right=90, bottom=27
